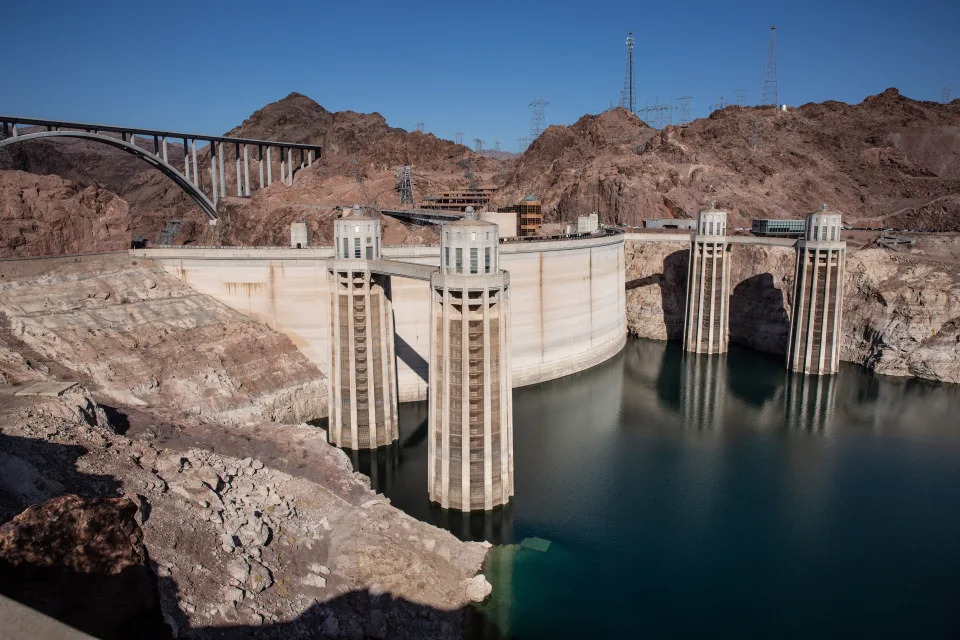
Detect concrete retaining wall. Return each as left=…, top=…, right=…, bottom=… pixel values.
left=133, top=232, right=626, bottom=401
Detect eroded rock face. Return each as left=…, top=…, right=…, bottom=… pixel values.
left=0, top=494, right=168, bottom=640
left=0, top=387, right=491, bottom=639
left=625, top=239, right=960, bottom=384
left=0, top=254, right=327, bottom=422
left=0, top=170, right=130, bottom=257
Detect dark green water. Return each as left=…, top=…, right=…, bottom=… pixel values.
left=348, top=338, right=960, bottom=639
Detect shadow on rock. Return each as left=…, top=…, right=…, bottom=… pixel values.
left=729, top=272, right=790, bottom=354
left=161, top=579, right=505, bottom=640
left=660, top=250, right=689, bottom=341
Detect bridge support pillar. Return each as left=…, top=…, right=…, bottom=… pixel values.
left=328, top=212, right=398, bottom=449
left=429, top=210, right=513, bottom=512
left=279, top=147, right=285, bottom=185
left=287, top=147, right=294, bottom=185
left=235, top=143, right=242, bottom=197
left=243, top=145, right=251, bottom=197
left=191, top=140, right=199, bottom=187
left=218, top=142, right=226, bottom=199
left=266, top=147, right=273, bottom=185
left=786, top=207, right=845, bottom=375
left=210, top=144, right=218, bottom=206
left=683, top=206, right=731, bottom=354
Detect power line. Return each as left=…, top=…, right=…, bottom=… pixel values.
left=735, top=88, right=746, bottom=106
left=618, top=31, right=636, bottom=114
left=761, top=25, right=778, bottom=107
left=529, top=95, right=549, bottom=140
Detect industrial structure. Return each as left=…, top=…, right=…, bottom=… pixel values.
left=327, top=209, right=399, bottom=449
left=394, top=166, right=414, bottom=205
left=751, top=219, right=805, bottom=237
left=644, top=218, right=697, bottom=231
left=429, top=209, right=514, bottom=511
left=683, top=207, right=731, bottom=354
left=786, top=207, right=846, bottom=375
left=619, top=31, right=636, bottom=114
left=528, top=96, right=549, bottom=140
left=421, top=188, right=496, bottom=213
left=761, top=26, right=778, bottom=107
left=0, top=115, right=321, bottom=219
left=497, top=194, right=544, bottom=237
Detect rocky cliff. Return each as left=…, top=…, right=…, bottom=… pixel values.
left=0, top=254, right=327, bottom=423
left=625, top=236, right=960, bottom=384
left=0, top=170, right=131, bottom=257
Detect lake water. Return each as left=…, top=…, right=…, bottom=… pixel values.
left=346, top=338, right=960, bottom=639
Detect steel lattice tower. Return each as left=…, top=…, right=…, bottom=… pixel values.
left=619, top=31, right=636, bottom=113
left=761, top=26, right=778, bottom=107
left=528, top=95, right=548, bottom=140
left=394, top=165, right=414, bottom=205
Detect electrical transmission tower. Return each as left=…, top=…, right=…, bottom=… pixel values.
left=473, top=138, right=484, bottom=153
left=943, top=86, right=953, bottom=103
left=517, top=136, right=529, bottom=152
left=735, top=88, right=746, bottom=105
left=415, top=121, right=425, bottom=133
left=761, top=26, right=778, bottom=107
left=529, top=95, right=549, bottom=140
left=618, top=31, right=636, bottom=113
left=677, top=96, right=692, bottom=123
left=394, top=166, right=414, bottom=205
left=455, top=132, right=465, bottom=145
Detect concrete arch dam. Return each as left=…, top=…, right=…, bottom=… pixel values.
left=132, top=230, right=627, bottom=401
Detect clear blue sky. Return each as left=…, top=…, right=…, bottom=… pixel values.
left=3, top=0, right=957, bottom=151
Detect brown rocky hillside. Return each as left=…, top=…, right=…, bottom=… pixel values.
left=498, top=88, right=960, bottom=229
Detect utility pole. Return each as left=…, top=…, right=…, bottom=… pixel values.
left=735, top=88, right=746, bottom=106
left=619, top=31, right=636, bottom=113
left=416, top=121, right=425, bottom=133
left=529, top=95, right=549, bottom=140
left=517, top=136, right=528, bottom=152
left=454, top=132, right=464, bottom=145
left=494, top=140, right=501, bottom=153
left=761, top=25, right=778, bottom=107
left=473, top=138, right=484, bottom=153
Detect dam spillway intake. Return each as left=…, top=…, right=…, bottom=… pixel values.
left=683, top=207, right=732, bottom=354
left=327, top=210, right=399, bottom=449
left=429, top=210, right=514, bottom=511
left=786, top=208, right=846, bottom=376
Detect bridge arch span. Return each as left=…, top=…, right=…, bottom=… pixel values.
left=0, top=130, right=218, bottom=221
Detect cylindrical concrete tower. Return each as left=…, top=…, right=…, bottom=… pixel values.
left=786, top=206, right=845, bottom=375
left=429, top=209, right=513, bottom=511
left=327, top=209, right=398, bottom=449
left=683, top=206, right=732, bottom=354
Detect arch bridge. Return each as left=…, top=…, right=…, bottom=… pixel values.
left=0, top=115, right=323, bottom=221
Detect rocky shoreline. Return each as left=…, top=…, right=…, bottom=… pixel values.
left=625, top=234, right=960, bottom=384
left=0, top=254, right=492, bottom=639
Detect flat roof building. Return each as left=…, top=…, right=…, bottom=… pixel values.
left=498, top=194, right=543, bottom=237
left=751, top=219, right=805, bottom=237
left=644, top=218, right=697, bottom=230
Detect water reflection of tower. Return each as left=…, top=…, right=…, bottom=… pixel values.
left=681, top=353, right=728, bottom=430
left=784, top=373, right=837, bottom=433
